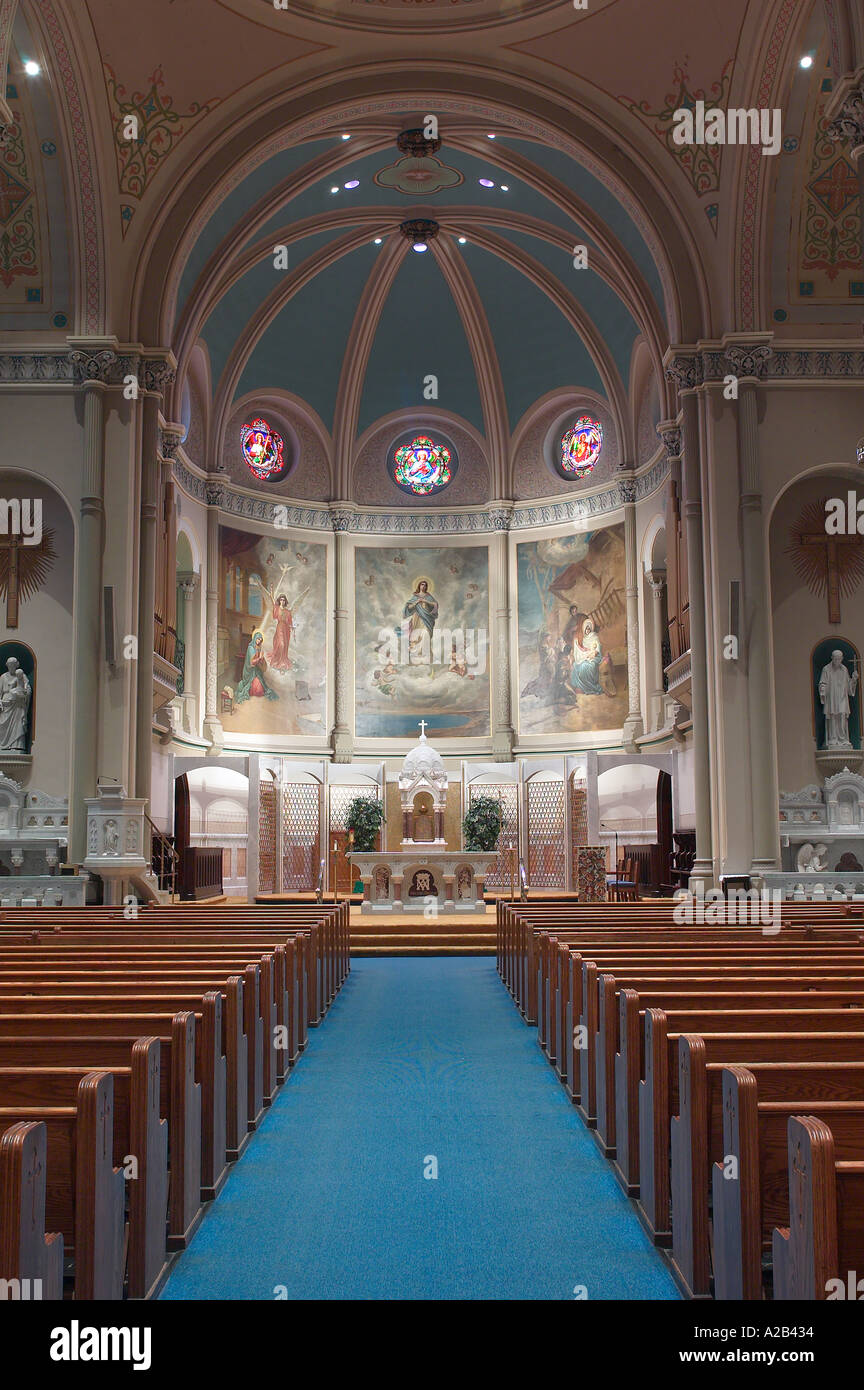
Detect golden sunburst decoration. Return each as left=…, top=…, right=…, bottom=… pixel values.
left=0, top=527, right=57, bottom=628
left=786, top=498, right=864, bottom=621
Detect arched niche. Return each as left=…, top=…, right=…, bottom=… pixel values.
left=0, top=641, right=36, bottom=756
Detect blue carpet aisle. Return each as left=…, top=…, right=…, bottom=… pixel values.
left=161, top=958, right=679, bottom=1300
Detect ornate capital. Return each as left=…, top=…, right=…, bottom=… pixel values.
left=664, top=352, right=703, bottom=394
left=646, top=568, right=667, bottom=596
left=617, top=475, right=637, bottom=506
left=829, top=77, right=864, bottom=153
left=159, top=424, right=185, bottom=460
left=137, top=357, right=176, bottom=396
left=655, top=420, right=682, bottom=460
left=724, top=343, right=773, bottom=381
left=331, top=509, right=353, bottom=533
left=69, top=348, right=119, bottom=386
left=204, top=475, right=228, bottom=508
left=487, top=507, right=511, bottom=532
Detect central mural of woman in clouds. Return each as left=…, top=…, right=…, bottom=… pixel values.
left=355, top=546, right=490, bottom=738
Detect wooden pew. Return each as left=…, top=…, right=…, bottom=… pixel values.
left=635, top=1007, right=864, bottom=1246
left=670, top=1048, right=864, bottom=1298
left=0, top=1121, right=63, bottom=1300
left=0, top=1070, right=125, bottom=1299
left=773, top=1116, right=864, bottom=1300
left=711, top=1069, right=864, bottom=1301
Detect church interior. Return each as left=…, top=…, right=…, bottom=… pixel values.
left=2, top=0, right=864, bottom=1333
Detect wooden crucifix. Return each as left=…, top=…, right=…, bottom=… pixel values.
left=788, top=498, right=864, bottom=626
left=797, top=529, right=861, bottom=623
left=0, top=528, right=56, bottom=629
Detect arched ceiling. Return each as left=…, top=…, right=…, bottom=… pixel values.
left=178, top=118, right=667, bottom=464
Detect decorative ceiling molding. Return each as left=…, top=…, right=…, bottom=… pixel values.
left=172, top=453, right=668, bottom=535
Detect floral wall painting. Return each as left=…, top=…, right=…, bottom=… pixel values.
left=354, top=545, right=490, bottom=738
left=516, top=527, right=629, bottom=735
left=217, top=527, right=327, bottom=736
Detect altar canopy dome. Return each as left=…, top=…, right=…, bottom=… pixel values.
left=398, top=729, right=449, bottom=798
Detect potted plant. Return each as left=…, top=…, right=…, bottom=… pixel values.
left=344, top=796, right=384, bottom=851
left=462, top=794, right=503, bottom=852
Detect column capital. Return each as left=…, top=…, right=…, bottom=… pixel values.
left=655, top=419, right=682, bottom=461
left=722, top=333, right=774, bottom=382
left=663, top=347, right=703, bottom=395
left=616, top=473, right=637, bottom=506
left=646, top=568, right=667, bottom=596
left=159, top=423, right=185, bottom=460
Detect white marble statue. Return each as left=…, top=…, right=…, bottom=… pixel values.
left=0, top=658, right=31, bottom=752
left=796, top=841, right=830, bottom=873
left=819, top=650, right=859, bottom=749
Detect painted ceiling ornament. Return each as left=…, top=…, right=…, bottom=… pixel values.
left=560, top=416, right=603, bottom=478
left=241, top=417, right=287, bottom=481
left=392, top=435, right=452, bottom=495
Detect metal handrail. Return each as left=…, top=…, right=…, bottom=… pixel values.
left=145, top=813, right=179, bottom=902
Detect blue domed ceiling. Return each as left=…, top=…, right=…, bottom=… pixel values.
left=184, top=118, right=669, bottom=445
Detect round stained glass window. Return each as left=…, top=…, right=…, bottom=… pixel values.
left=392, top=434, right=453, bottom=495
left=241, top=418, right=287, bottom=481
left=560, top=416, right=603, bottom=478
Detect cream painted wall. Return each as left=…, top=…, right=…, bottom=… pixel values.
left=770, top=469, right=864, bottom=793
left=0, top=472, right=74, bottom=799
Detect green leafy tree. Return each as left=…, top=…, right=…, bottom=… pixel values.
left=462, top=794, right=503, bottom=852
left=344, top=796, right=384, bottom=851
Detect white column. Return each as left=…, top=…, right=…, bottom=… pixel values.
left=646, top=571, right=667, bottom=731
left=67, top=372, right=108, bottom=863
left=489, top=509, right=514, bottom=760
left=331, top=509, right=354, bottom=763
left=620, top=477, right=644, bottom=749
left=203, top=500, right=224, bottom=752
left=726, top=339, right=779, bottom=874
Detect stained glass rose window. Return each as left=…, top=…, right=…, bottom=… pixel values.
left=392, top=434, right=453, bottom=495
left=241, top=418, right=286, bottom=481
left=560, top=416, right=603, bottom=478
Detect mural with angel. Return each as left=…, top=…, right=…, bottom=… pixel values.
left=218, top=526, right=326, bottom=735
left=516, top=527, right=628, bottom=734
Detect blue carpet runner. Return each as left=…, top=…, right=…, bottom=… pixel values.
left=161, top=958, right=679, bottom=1300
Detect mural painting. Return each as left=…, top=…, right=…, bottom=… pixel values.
left=217, top=527, right=327, bottom=736
left=517, top=527, right=628, bottom=734
left=354, top=546, right=490, bottom=737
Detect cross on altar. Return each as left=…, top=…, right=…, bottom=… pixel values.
left=798, top=527, right=861, bottom=623
left=418, top=719, right=428, bottom=736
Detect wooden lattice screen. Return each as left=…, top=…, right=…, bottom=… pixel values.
left=280, top=783, right=321, bottom=891
left=527, top=777, right=566, bottom=888
left=469, top=783, right=519, bottom=889
left=258, top=781, right=277, bottom=893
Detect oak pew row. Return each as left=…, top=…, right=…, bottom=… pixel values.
left=0, top=1071, right=126, bottom=1299
left=0, top=903, right=350, bottom=1019
left=773, top=1115, right=864, bottom=1300
left=496, top=911, right=864, bottom=1300
left=0, top=1121, right=64, bottom=1300
left=708, top=1067, right=864, bottom=1301
left=498, top=903, right=864, bottom=1021
left=0, top=910, right=350, bottom=1299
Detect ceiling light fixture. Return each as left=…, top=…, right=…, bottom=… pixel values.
left=341, top=133, right=351, bottom=140
left=500, top=185, right=509, bottom=192
left=374, top=237, right=382, bottom=245
left=399, top=218, right=440, bottom=253
left=800, top=54, right=813, bottom=68
left=344, top=179, right=359, bottom=189
left=330, top=186, right=339, bottom=194
left=458, top=237, right=467, bottom=244
left=479, top=178, right=495, bottom=188
left=487, top=133, right=496, bottom=140
left=24, top=60, right=40, bottom=76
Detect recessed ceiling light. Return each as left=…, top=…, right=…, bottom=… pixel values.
left=500, top=185, right=509, bottom=192
left=800, top=54, right=813, bottom=68
left=479, top=178, right=494, bottom=188
left=487, top=133, right=496, bottom=140
left=412, top=241, right=428, bottom=253
left=458, top=237, right=467, bottom=244
left=374, top=237, right=382, bottom=245
left=330, top=186, right=339, bottom=194
left=341, top=133, right=351, bottom=140
left=24, top=60, right=40, bottom=76
left=344, top=179, right=359, bottom=189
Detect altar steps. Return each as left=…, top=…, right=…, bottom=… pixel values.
left=350, top=933, right=495, bottom=955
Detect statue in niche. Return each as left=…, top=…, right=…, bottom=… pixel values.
left=374, top=866, right=390, bottom=901
left=0, top=657, right=31, bottom=752
left=796, top=841, right=830, bottom=872
left=819, top=650, right=859, bottom=749
left=103, top=820, right=119, bottom=855
left=836, top=852, right=863, bottom=873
